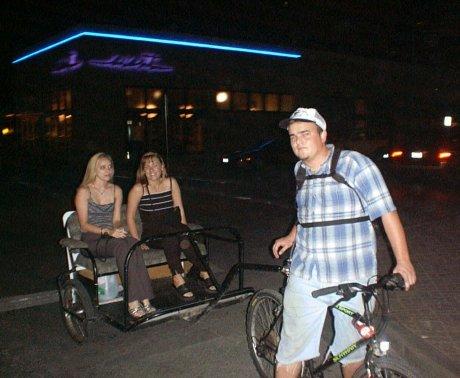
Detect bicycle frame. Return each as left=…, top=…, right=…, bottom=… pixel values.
left=251, top=282, right=390, bottom=377
left=307, top=294, right=385, bottom=377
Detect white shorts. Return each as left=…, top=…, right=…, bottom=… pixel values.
left=276, top=275, right=374, bottom=366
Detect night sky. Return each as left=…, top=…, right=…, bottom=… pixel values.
left=1, top=0, right=458, bottom=110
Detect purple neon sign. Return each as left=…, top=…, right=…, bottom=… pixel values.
left=51, top=51, right=83, bottom=74
left=51, top=51, right=173, bottom=75
left=89, top=53, right=173, bottom=73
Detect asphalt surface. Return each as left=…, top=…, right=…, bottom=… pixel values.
left=0, top=159, right=459, bottom=377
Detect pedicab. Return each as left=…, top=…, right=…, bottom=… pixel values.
left=56, top=204, right=274, bottom=342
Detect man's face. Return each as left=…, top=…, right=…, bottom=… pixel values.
left=288, top=121, right=327, bottom=162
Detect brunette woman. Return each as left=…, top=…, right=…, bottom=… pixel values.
left=127, top=152, right=216, bottom=300
left=75, top=153, right=155, bottom=319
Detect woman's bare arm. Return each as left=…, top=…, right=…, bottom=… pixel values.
left=171, top=177, right=187, bottom=224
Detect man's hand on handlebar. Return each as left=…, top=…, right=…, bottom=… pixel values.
left=272, top=235, right=294, bottom=259
left=393, top=261, right=416, bottom=291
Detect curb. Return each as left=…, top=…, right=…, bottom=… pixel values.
left=0, top=290, right=59, bottom=313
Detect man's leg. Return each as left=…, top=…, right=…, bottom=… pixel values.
left=276, top=276, right=328, bottom=377
left=276, top=362, right=302, bottom=378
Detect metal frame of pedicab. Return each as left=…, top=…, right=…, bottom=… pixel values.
left=57, top=223, right=283, bottom=337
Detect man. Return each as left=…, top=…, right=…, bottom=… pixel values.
left=273, top=108, right=416, bottom=378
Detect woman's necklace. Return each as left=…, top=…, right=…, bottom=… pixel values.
left=92, top=183, right=108, bottom=196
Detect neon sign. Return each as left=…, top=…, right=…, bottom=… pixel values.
left=89, top=53, right=173, bottom=73
left=51, top=51, right=83, bottom=74
left=12, top=30, right=302, bottom=64
left=51, top=51, right=173, bottom=75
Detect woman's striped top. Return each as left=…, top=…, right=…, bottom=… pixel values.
left=139, top=189, right=174, bottom=213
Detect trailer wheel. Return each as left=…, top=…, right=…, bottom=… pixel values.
left=61, top=279, right=95, bottom=343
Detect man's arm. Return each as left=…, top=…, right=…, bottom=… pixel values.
left=273, top=225, right=297, bottom=258
left=381, top=211, right=416, bottom=290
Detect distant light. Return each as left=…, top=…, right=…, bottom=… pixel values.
left=390, top=150, right=403, bottom=158
left=216, top=92, right=229, bottom=103
left=147, top=113, right=157, bottom=119
left=382, top=153, right=389, bottom=159
left=2, top=128, right=13, bottom=136
left=411, top=151, right=423, bottom=159
left=12, top=30, right=302, bottom=64
left=222, top=157, right=229, bottom=163
left=438, top=151, right=451, bottom=159
left=444, top=116, right=452, bottom=127
left=152, top=90, right=162, bottom=99
left=126, top=151, right=130, bottom=160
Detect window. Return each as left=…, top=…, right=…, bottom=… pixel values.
left=146, top=89, right=162, bottom=110
left=249, top=93, right=263, bottom=111
left=45, top=114, right=72, bottom=139
left=47, top=90, right=72, bottom=139
left=126, top=87, right=146, bottom=109
left=280, top=94, right=295, bottom=112
left=233, top=92, right=248, bottom=111
left=51, top=90, right=71, bottom=111
left=265, top=94, right=279, bottom=112
left=16, top=113, right=40, bottom=141
left=188, top=89, right=211, bottom=110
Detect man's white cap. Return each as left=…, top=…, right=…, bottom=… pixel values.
left=279, top=108, right=327, bottom=131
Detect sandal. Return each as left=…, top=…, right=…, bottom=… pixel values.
left=174, top=283, right=194, bottom=300
left=143, top=303, right=156, bottom=315
left=200, top=276, right=217, bottom=293
left=128, top=305, right=146, bottom=319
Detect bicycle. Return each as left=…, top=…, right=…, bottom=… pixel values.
left=246, top=272, right=417, bottom=377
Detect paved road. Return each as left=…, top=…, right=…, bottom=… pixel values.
left=0, top=163, right=459, bottom=377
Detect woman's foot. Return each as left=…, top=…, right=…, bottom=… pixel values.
left=142, top=300, right=156, bottom=315
left=173, top=274, right=194, bottom=300
left=128, top=301, right=146, bottom=319
left=199, top=272, right=217, bottom=292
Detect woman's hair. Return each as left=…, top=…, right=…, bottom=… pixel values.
left=80, top=152, right=114, bottom=187
left=136, top=152, right=167, bottom=185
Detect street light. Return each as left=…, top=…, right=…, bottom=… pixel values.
left=443, top=116, right=452, bottom=127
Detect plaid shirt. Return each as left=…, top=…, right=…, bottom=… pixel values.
left=290, top=145, right=396, bottom=283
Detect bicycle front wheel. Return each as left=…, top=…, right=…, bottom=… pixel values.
left=352, top=355, right=417, bottom=378
left=246, top=289, right=283, bottom=378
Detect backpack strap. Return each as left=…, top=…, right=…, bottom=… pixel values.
left=295, top=147, right=342, bottom=190
left=295, top=147, right=371, bottom=228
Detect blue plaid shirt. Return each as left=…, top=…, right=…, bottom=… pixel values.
left=291, top=145, right=396, bottom=283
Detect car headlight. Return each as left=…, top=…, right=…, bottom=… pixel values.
left=222, top=157, right=229, bottom=163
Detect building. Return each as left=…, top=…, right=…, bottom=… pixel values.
left=7, top=27, right=303, bottom=167
left=5, top=26, right=456, bottom=169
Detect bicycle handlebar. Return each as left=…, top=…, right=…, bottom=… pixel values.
left=311, top=273, right=405, bottom=299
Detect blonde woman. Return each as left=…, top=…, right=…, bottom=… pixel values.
left=75, top=153, right=155, bottom=319
left=127, top=152, right=216, bottom=300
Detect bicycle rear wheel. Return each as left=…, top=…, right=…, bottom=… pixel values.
left=352, top=355, right=417, bottom=378
left=246, top=289, right=283, bottom=378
